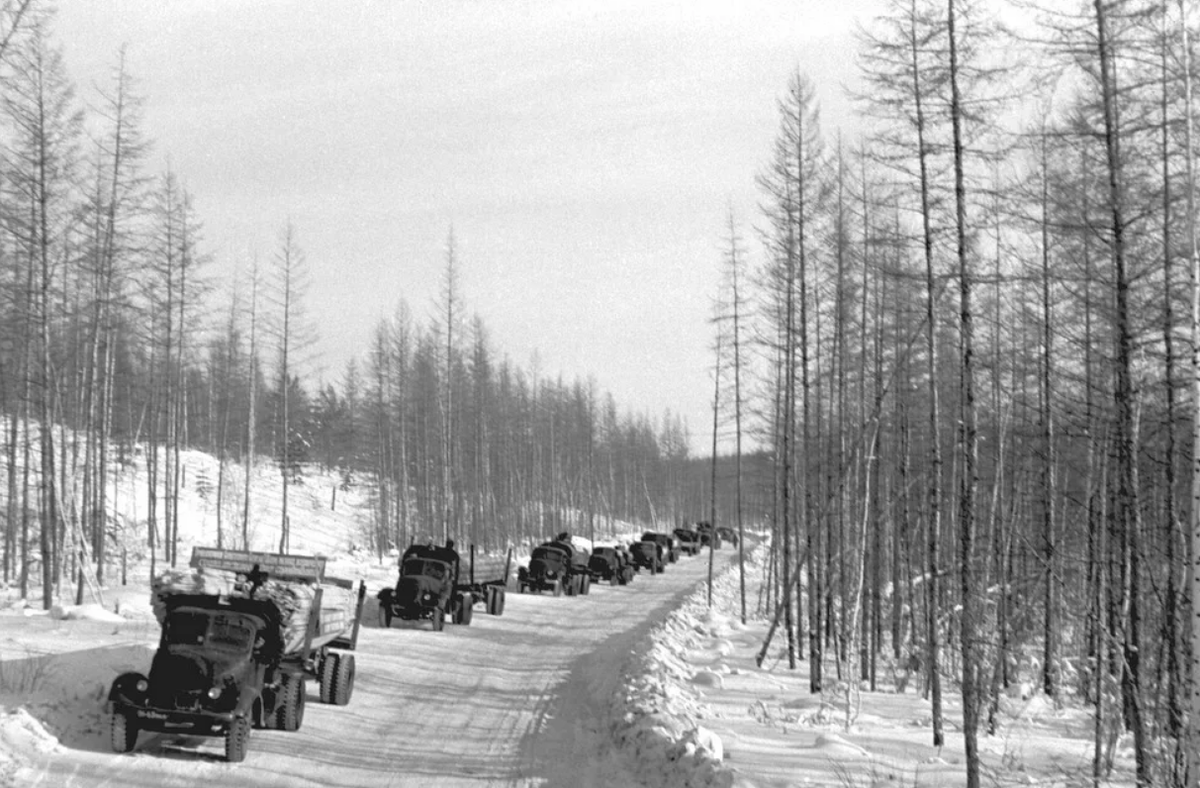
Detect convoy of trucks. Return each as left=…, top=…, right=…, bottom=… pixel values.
left=106, top=523, right=723, bottom=762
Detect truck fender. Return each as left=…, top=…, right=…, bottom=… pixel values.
left=108, top=672, right=149, bottom=705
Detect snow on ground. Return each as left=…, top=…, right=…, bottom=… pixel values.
left=619, top=544, right=1139, bottom=788
left=0, top=448, right=1141, bottom=787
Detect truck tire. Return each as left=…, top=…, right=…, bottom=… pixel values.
left=432, top=607, right=445, bottom=631
left=277, top=674, right=306, bottom=732
left=225, top=714, right=250, bottom=762
left=610, top=573, right=619, bottom=587
left=378, top=605, right=393, bottom=629
left=332, top=653, right=355, bottom=705
left=320, top=652, right=337, bottom=703
left=492, top=588, right=506, bottom=615
left=110, top=710, right=137, bottom=753
left=580, top=574, right=591, bottom=595
left=655, top=558, right=663, bottom=574
left=552, top=578, right=563, bottom=597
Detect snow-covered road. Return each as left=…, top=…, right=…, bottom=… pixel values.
left=7, top=550, right=732, bottom=788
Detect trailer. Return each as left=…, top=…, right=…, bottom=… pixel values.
left=108, top=548, right=367, bottom=762
left=459, top=545, right=510, bottom=616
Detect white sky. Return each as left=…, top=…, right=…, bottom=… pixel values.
left=53, top=0, right=870, bottom=456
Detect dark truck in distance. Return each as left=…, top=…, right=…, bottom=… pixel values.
left=695, top=521, right=722, bottom=549
left=672, top=527, right=702, bottom=556
left=377, top=542, right=477, bottom=631
left=628, top=540, right=662, bottom=574
left=588, top=546, right=634, bottom=586
left=641, top=532, right=680, bottom=565
left=518, top=537, right=592, bottom=596
left=108, top=549, right=366, bottom=763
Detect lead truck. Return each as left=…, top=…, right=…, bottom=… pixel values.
left=107, top=548, right=366, bottom=762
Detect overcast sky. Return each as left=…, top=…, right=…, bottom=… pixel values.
left=54, top=0, right=869, bottom=456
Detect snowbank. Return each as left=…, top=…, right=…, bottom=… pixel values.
left=606, top=546, right=763, bottom=788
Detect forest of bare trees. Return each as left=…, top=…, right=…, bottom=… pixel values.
left=698, top=0, right=1200, bottom=785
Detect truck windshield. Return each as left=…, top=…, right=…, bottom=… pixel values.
left=165, top=611, right=209, bottom=645
left=209, top=617, right=255, bottom=649
left=402, top=559, right=446, bottom=580
left=165, top=611, right=255, bottom=650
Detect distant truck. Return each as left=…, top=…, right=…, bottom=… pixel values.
left=641, top=531, right=680, bottom=565
left=108, top=548, right=366, bottom=762
left=377, top=541, right=475, bottom=630
left=588, top=546, right=634, bottom=586
left=672, top=527, right=702, bottom=556
left=629, top=541, right=662, bottom=574
left=518, top=535, right=592, bottom=596
left=695, top=521, right=722, bottom=549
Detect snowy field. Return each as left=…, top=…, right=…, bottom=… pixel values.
left=0, top=450, right=1138, bottom=787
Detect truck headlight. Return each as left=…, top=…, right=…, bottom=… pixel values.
left=135, top=679, right=149, bottom=693
left=207, top=687, right=222, bottom=700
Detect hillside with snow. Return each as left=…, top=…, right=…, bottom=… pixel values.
left=0, top=450, right=1137, bottom=787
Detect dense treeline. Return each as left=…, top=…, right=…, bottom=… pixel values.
left=0, top=4, right=697, bottom=610
left=696, top=1, right=1200, bottom=785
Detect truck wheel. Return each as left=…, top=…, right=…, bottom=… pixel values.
left=492, top=589, right=506, bottom=615
left=655, top=559, right=663, bottom=574
left=432, top=607, right=445, bottom=631
left=552, top=578, right=563, bottom=597
left=320, top=652, right=337, bottom=703
left=224, top=714, right=250, bottom=762
left=581, top=575, right=591, bottom=595
left=332, top=654, right=355, bottom=706
left=378, top=605, right=393, bottom=629
left=277, top=674, right=306, bottom=732
left=610, top=574, right=619, bottom=587
left=110, top=710, right=137, bottom=753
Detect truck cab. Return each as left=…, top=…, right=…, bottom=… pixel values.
left=377, top=543, right=473, bottom=630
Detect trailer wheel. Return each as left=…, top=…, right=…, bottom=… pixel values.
left=432, top=607, right=445, bottom=631
left=110, top=710, right=137, bottom=753
left=277, top=674, right=306, bottom=731
left=332, top=654, right=355, bottom=706
left=320, top=652, right=337, bottom=703
left=490, top=588, right=506, bottom=615
left=454, top=593, right=473, bottom=625
left=225, top=714, right=250, bottom=762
